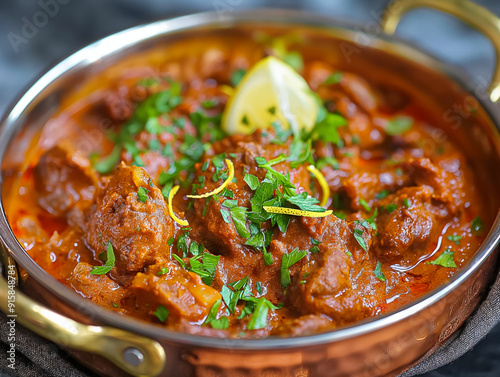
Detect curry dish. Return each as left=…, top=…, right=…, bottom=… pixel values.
left=5, top=31, right=490, bottom=338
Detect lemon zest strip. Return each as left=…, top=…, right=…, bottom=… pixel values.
left=307, top=165, right=330, bottom=207
left=220, top=85, right=235, bottom=97
left=263, top=206, right=333, bottom=218
left=187, top=159, right=235, bottom=199
left=168, top=185, right=189, bottom=226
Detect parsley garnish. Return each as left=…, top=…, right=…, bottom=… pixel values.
left=203, top=299, right=222, bottom=325
left=447, top=235, right=462, bottom=245
left=324, top=72, right=343, bottom=85
left=427, top=248, right=457, bottom=268
left=376, top=190, right=390, bottom=200
left=280, top=248, right=307, bottom=288
left=359, top=198, right=371, bottom=212
left=385, top=203, right=398, bottom=213
left=173, top=252, right=220, bottom=285
left=91, top=242, right=115, bottom=275
left=374, top=261, right=386, bottom=281
left=243, top=173, right=260, bottom=190
left=353, top=228, right=368, bottom=251
left=471, top=216, right=484, bottom=235
left=156, top=267, right=169, bottom=276
left=137, top=187, right=149, bottom=203
left=386, top=116, right=413, bottom=135
left=230, top=69, right=246, bottom=87
left=154, top=305, right=169, bottom=323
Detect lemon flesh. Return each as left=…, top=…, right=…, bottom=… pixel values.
left=221, top=56, right=318, bottom=136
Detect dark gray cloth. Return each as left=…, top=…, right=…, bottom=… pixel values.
left=1, top=1, right=500, bottom=376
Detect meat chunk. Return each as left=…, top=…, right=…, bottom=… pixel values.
left=130, top=262, right=221, bottom=323
left=85, top=164, right=174, bottom=278
left=68, top=262, right=124, bottom=308
left=34, top=143, right=98, bottom=219
left=402, top=157, right=464, bottom=213
left=373, top=186, right=442, bottom=262
left=287, top=216, right=375, bottom=324
left=272, top=315, right=334, bottom=336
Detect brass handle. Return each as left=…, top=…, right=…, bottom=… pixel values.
left=381, top=0, right=500, bottom=103
left=0, top=254, right=166, bottom=377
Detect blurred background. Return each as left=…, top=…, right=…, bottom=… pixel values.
left=1, top=0, right=500, bottom=376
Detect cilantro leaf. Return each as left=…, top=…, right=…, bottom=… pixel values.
left=230, top=69, right=246, bottom=87
left=324, top=72, right=343, bottom=85
left=153, top=305, right=169, bottom=323
left=210, top=317, right=229, bottom=329
left=203, top=299, right=222, bottom=325
left=471, top=216, right=484, bottom=235
left=247, top=298, right=275, bottom=330
left=189, top=253, right=220, bottom=285
left=280, top=248, right=307, bottom=288
left=137, top=187, right=149, bottom=203
left=91, top=242, right=115, bottom=275
left=230, top=206, right=250, bottom=238
left=447, top=235, right=462, bottom=245
left=374, top=261, right=386, bottom=282
left=427, top=248, right=457, bottom=268
left=312, top=111, right=347, bottom=144
left=386, top=116, right=413, bottom=136
left=243, top=174, right=260, bottom=190
left=353, top=228, right=368, bottom=251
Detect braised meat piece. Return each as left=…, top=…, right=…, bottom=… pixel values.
left=85, top=163, right=174, bottom=278
left=68, top=262, right=125, bottom=308
left=34, top=143, right=98, bottom=220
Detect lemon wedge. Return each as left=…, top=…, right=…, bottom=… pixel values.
left=222, top=56, right=318, bottom=136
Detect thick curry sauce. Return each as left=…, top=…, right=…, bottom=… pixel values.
left=5, top=32, right=490, bottom=338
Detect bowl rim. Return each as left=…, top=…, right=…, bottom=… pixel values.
left=1, top=8, right=500, bottom=350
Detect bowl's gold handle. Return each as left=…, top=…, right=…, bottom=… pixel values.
left=0, top=253, right=165, bottom=377
left=382, top=0, right=500, bottom=103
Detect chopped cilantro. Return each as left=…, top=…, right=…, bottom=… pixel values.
left=91, top=242, right=115, bottom=275
left=244, top=174, right=260, bottom=190
left=385, top=203, right=398, bottom=213
left=374, top=261, right=386, bottom=282
left=280, top=248, right=307, bottom=288
left=137, top=187, right=149, bottom=203
left=447, top=235, right=462, bottom=245
left=324, top=72, right=343, bottom=85
left=311, top=110, right=347, bottom=144
left=359, top=198, right=371, bottom=212
left=353, top=228, right=368, bottom=251
left=230, top=206, right=250, bottom=238
left=156, top=267, right=169, bottom=276
left=230, top=69, right=246, bottom=87
left=386, top=116, right=413, bottom=135
left=154, top=305, right=169, bottom=323
left=471, top=216, right=485, bottom=235
left=189, top=253, right=220, bottom=285
left=210, top=317, right=229, bottom=329
left=203, top=299, right=222, bottom=325
left=376, top=190, right=390, bottom=200
left=427, top=248, right=457, bottom=268
left=256, top=281, right=263, bottom=294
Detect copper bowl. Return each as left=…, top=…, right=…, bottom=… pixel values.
left=1, top=1, right=500, bottom=376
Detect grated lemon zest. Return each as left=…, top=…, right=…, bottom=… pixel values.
left=187, top=159, right=235, bottom=199
left=307, top=165, right=330, bottom=207
left=263, top=206, right=333, bottom=218
left=168, top=185, right=189, bottom=226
